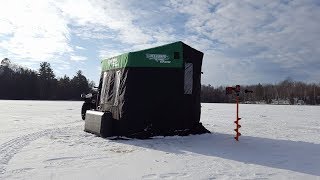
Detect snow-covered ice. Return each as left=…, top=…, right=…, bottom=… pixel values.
left=0, top=100, right=319, bottom=179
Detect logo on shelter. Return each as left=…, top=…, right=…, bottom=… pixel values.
left=146, top=53, right=171, bottom=63
left=108, top=57, right=119, bottom=68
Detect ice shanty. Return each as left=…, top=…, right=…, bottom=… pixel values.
left=83, top=41, right=210, bottom=138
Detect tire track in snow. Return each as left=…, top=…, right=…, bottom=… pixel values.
left=0, top=126, right=79, bottom=175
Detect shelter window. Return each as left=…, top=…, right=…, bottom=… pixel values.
left=100, top=71, right=115, bottom=105
left=113, top=70, right=121, bottom=106
left=184, top=63, right=193, bottom=94
left=100, top=72, right=108, bottom=105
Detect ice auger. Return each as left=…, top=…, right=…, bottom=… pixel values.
left=226, top=85, right=253, bottom=141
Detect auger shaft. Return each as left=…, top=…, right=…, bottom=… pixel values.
left=234, top=95, right=241, bottom=141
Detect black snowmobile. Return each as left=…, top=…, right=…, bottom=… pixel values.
left=80, top=90, right=98, bottom=120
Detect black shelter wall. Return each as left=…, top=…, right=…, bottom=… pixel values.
left=121, top=68, right=184, bottom=135
left=97, top=42, right=204, bottom=137
left=99, top=67, right=185, bottom=136
left=182, top=44, right=203, bottom=128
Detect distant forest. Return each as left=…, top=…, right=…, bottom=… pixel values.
left=201, top=80, right=320, bottom=105
left=0, top=58, right=94, bottom=100
left=1, top=58, right=319, bottom=104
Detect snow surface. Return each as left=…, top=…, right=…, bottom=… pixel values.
left=0, top=100, right=319, bottom=179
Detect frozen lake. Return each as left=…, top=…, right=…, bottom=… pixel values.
left=0, top=100, right=319, bottom=179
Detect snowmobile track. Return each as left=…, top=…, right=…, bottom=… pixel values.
left=0, top=126, right=75, bottom=175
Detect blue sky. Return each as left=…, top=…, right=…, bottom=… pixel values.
left=0, top=0, right=319, bottom=86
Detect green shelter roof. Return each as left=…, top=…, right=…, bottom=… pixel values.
left=101, top=41, right=185, bottom=71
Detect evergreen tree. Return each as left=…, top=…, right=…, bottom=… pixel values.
left=70, top=70, right=90, bottom=100
left=57, top=75, right=71, bottom=100
left=38, top=62, right=56, bottom=99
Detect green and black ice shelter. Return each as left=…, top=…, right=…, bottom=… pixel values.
left=84, top=41, right=209, bottom=138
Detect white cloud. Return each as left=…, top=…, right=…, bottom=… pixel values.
left=170, top=0, right=320, bottom=65
left=1, top=0, right=319, bottom=84
left=75, top=46, right=86, bottom=50
left=0, top=19, right=14, bottom=35
left=54, top=0, right=153, bottom=44
left=73, top=26, right=116, bottom=40
left=0, top=0, right=72, bottom=62
left=0, top=0, right=153, bottom=63
left=0, top=0, right=163, bottom=65
left=168, top=0, right=320, bottom=84
left=70, top=55, right=87, bottom=61
left=98, top=27, right=180, bottom=59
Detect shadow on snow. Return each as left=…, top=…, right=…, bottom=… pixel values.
left=116, top=133, right=320, bottom=176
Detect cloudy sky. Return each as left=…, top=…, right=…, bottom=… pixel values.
left=0, top=0, right=319, bottom=85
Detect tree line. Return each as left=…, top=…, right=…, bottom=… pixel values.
left=1, top=58, right=319, bottom=104
left=0, top=58, right=94, bottom=100
left=201, top=79, right=320, bottom=105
